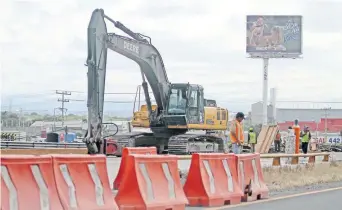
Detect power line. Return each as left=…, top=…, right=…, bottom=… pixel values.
left=277, top=100, right=342, bottom=104
left=4, top=90, right=342, bottom=103
left=68, top=99, right=156, bottom=103
left=49, top=89, right=83, bottom=93
left=323, top=107, right=331, bottom=141
left=56, top=90, right=71, bottom=126
left=48, top=89, right=151, bottom=95
left=105, top=92, right=153, bottom=95
left=2, top=92, right=54, bottom=98
left=66, top=98, right=342, bottom=105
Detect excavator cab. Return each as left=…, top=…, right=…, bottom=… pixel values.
left=204, top=99, right=217, bottom=107
left=163, top=83, right=204, bottom=128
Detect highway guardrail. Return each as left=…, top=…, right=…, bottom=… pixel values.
left=0, top=141, right=86, bottom=149
left=1, top=148, right=88, bottom=155
left=0, top=141, right=331, bottom=165
left=177, top=152, right=331, bottom=165
left=260, top=152, right=330, bottom=166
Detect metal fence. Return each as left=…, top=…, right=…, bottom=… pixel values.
left=0, top=141, right=86, bottom=149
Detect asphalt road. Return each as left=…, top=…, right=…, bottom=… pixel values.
left=220, top=188, right=342, bottom=210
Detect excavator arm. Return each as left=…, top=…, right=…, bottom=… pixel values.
left=84, top=9, right=170, bottom=153
left=105, top=33, right=170, bottom=111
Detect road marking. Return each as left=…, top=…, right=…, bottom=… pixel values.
left=204, top=186, right=342, bottom=210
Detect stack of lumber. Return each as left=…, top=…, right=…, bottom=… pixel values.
left=255, top=125, right=279, bottom=153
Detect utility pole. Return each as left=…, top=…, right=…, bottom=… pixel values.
left=9, top=98, right=12, bottom=113
left=56, top=90, right=71, bottom=127
left=53, top=107, right=60, bottom=131
left=18, top=108, right=23, bottom=129
left=322, top=107, right=331, bottom=143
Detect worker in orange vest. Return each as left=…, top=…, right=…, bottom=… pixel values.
left=275, top=130, right=281, bottom=152
left=229, top=112, right=245, bottom=154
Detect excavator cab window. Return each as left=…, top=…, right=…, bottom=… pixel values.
left=204, top=99, right=217, bottom=107
left=189, top=90, right=198, bottom=108
left=187, top=86, right=204, bottom=124
left=167, top=87, right=187, bottom=115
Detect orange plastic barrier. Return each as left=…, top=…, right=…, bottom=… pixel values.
left=183, top=153, right=243, bottom=207
left=115, top=154, right=188, bottom=210
left=1, top=155, right=63, bottom=210
left=51, top=154, right=118, bottom=210
left=236, top=153, right=269, bottom=201
left=113, top=147, right=157, bottom=190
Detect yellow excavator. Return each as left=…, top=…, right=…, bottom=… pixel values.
left=132, top=103, right=228, bottom=130
left=132, top=85, right=228, bottom=131
left=130, top=85, right=229, bottom=154
left=85, top=8, right=229, bottom=155
left=132, top=104, right=157, bottom=128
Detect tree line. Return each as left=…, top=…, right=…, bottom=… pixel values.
left=1, top=111, right=131, bottom=127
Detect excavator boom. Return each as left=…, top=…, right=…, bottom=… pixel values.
left=85, top=9, right=108, bottom=153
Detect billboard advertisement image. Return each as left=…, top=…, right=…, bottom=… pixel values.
left=246, top=15, right=302, bottom=56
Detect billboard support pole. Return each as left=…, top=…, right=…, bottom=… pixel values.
left=262, top=58, right=269, bottom=125
left=246, top=15, right=302, bottom=126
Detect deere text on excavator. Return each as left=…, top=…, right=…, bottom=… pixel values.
left=84, top=8, right=229, bottom=155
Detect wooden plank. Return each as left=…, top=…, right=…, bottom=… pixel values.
left=255, top=125, right=269, bottom=153
left=263, top=125, right=279, bottom=153
left=260, top=126, right=272, bottom=153
left=256, top=125, right=279, bottom=154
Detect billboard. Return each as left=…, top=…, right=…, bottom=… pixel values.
left=246, top=15, right=302, bottom=57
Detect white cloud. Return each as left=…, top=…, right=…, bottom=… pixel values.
left=304, top=32, right=342, bottom=50
left=1, top=0, right=342, bottom=115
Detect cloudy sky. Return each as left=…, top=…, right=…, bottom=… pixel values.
left=1, top=0, right=342, bottom=116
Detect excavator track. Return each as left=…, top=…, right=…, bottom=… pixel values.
left=167, top=133, right=225, bottom=155
left=113, top=132, right=226, bottom=156
left=110, top=132, right=147, bottom=156
left=113, top=131, right=160, bottom=156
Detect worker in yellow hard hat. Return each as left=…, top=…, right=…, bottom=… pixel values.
left=248, top=127, right=257, bottom=153
left=300, top=126, right=311, bottom=154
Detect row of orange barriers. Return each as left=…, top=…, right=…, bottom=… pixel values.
left=113, top=147, right=269, bottom=209
left=1, top=154, right=118, bottom=210
left=1, top=148, right=269, bottom=210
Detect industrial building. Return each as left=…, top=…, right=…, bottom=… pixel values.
left=251, top=101, right=342, bottom=125
left=30, top=120, right=86, bottom=132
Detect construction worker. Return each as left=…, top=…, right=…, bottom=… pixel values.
left=229, top=112, right=245, bottom=154
left=300, top=126, right=311, bottom=154
left=274, top=130, right=281, bottom=152
left=248, top=127, right=257, bottom=153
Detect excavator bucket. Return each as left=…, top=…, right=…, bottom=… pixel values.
left=85, top=9, right=108, bottom=154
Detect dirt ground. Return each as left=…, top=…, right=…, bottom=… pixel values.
left=263, top=161, right=342, bottom=191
